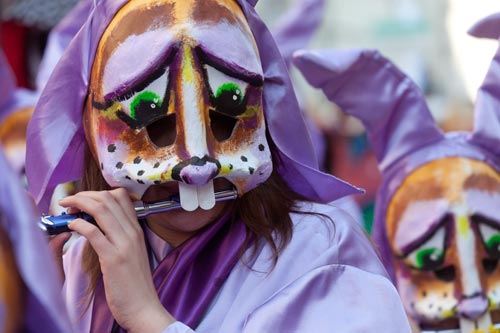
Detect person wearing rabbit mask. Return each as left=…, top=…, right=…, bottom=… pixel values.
left=26, top=0, right=411, bottom=332
left=294, top=13, right=500, bottom=333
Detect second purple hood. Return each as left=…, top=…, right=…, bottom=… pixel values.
left=292, top=18, right=500, bottom=277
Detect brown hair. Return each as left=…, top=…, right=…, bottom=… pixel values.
left=79, top=137, right=315, bottom=307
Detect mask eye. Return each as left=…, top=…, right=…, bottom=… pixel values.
left=414, top=248, right=444, bottom=270
left=475, top=215, right=500, bottom=259
left=116, top=68, right=170, bottom=129
left=129, top=91, right=163, bottom=121
left=215, top=82, right=244, bottom=110
left=206, top=65, right=248, bottom=117
left=484, top=231, right=500, bottom=257
left=405, top=227, right=446, bottom=271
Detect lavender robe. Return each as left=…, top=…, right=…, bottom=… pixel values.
left=62, top=202, right=411, bottom=333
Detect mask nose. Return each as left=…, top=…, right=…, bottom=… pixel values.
left=456, top=293, right=489, bottom=320
left=171, top=156, right=221, bottom=186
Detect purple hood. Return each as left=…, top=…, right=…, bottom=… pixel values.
left=26, top=0, right=361, bottom=213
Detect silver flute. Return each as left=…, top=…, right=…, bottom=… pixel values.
left=39, top=189, right=238, bottom=235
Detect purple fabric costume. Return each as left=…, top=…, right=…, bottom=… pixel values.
left=26, top=0, right=410, bottom=332
left=64, top=202, right=410, bottom=333
left=0, top=149, right=72, bottom=332
left=90, top=209, right=250, bottom=333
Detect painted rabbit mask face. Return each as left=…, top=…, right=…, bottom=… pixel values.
left=84, top=0, right=272, bottom=211
left=387, top=157, right=500, bottom=331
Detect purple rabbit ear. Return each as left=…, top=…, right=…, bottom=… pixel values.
left=468, top=13, right=500, bottom=39
left=270, top=0, right=325, bottom=67
left=292, top=49, right=444, bottom=171
left=470, top=36, right=500, bottom=155
left=246, top=0, right=258, bottom=7
left=36, top=0, right=94, bottom=90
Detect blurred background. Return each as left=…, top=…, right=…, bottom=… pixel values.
left=1, top=0, right=499, bottom=231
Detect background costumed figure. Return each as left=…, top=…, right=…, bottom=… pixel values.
left=0, top=149, right=72, bottom=332
left=294, top=13, right=500, bottom=332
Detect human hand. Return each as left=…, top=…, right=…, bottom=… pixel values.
left=59, top=188, right=175, bottom=333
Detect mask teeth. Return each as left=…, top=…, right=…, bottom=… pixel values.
left=178, top=182, right=199, bottom=212
left=197, top=180, right=215, bottom=210
left=459, top=313, right=492, bottom=333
